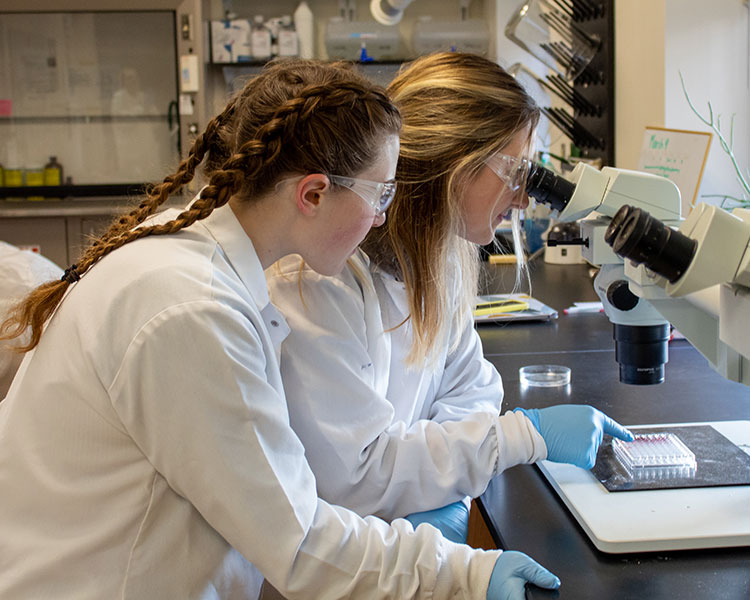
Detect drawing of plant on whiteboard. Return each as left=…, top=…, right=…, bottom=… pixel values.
left=680, top=72, right=750, bottom=208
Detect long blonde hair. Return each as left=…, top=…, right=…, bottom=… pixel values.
left=1, top=59, right=401, bottom=353
left=361, top=52, right=539, bottom=366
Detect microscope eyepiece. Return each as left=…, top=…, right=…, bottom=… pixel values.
left=605, top=205, right=697, bottom=283
left=525, top=163, right=576, bottom=213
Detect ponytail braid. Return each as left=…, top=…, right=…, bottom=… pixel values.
left=0, top=98, right=241, bottom=352
left=1, top=58, right=400, bottom=352
left=109, top=97, right=238, bottom=238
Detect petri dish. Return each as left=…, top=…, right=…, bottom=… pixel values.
left=519, top=364, right=571, bottom=387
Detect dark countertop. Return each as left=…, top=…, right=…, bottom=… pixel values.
left=477, top=258, right=750, bottom=600
left=0, top=198, right=138, bottom=218
left=0, top=196, right=189, bottom=218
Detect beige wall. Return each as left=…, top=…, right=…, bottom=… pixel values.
left=614, top=0, right=666, bottom=169
left=664, top=0, right=750, bottom=206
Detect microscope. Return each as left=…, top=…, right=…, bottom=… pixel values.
left=525, top=161, right=750, bottom=386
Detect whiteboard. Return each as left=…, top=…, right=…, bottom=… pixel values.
left=636, top=126, right=712, bottom=216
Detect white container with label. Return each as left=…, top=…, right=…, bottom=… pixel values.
left=278, top=15, right=299, bottom=57
left=251, top=16, right=272, bottom=60
left=293, top=1, right=314, bottom=59
left=210, top=19, right=252, bottom=63
left=325, top=18, right=400, bottom=61
left=412, top=17, right=490, bottom=56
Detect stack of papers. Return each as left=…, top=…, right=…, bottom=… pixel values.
left=562, top=301, right=604, bottom=315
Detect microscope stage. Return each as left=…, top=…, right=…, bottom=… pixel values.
left=538, top=420, right=750, bottom=553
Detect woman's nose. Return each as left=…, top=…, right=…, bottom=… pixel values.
left=516, top=192, right=530, bottom=211
left=372, top=212, right=386, bottom=227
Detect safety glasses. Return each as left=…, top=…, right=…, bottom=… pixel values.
left=327, top=175, right=397, bottom=216
left=484, top=153, right=532, bottom=193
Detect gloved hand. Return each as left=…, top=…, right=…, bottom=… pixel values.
left=404, top=500, right=469, bottom=544
left=487, top=551, right=560, bottom=600
left=516, top=404, right=633, bottom=469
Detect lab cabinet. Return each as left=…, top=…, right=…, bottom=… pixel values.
left=201, top=0, right=495, bottom=117
left=0, top=10, right=180, bottom=193
left=0, top=216, right=69, bottom=268
left=0, top=209, right=115, bottom=268
left=68, top=215, right=114, bottom=266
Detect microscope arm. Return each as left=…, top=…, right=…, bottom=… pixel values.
left=663, top=205, right=750, bottom=296
left=554, top=162, right=683, bottom=223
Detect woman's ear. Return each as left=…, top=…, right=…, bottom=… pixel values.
left=296, top=174, right=330, bottom=216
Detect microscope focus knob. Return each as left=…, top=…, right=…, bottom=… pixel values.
left=607, top=280, right=639, bottom=311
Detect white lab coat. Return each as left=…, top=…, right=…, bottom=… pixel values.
left=0, top=242, right=62, bottom=399
left=0, top=205, right=499, bottom=599
left=267, top=251, right=546, bottom=521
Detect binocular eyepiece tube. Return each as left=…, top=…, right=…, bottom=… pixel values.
left=524, top=163, right=576, bottom=213
left=604, top=205, right=699, bottom=385
left=605, top=205, right=697, bottom=284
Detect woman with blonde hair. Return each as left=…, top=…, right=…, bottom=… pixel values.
left=0, top=58, right=557, bottom=600
left=268, top=53, right=631, bottom=592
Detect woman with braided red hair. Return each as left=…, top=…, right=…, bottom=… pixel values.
left=0, top=59, right=558, bottom=600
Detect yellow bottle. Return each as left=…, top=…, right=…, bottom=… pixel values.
left=26, top=168, right=45, bottom=201
left=4, top=167, right=22, bottom=186
left=3, top=167, right=24, bottom=201
left=44, top=156, right=63, bottom=185
left=44, top=156, right=64, bottom=201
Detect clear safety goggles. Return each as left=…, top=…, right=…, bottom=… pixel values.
left=276, top=175, right=397, bottom=216
left=327, top=175, right=397, bottom=216
left=484, top=153, right=532, bottom=193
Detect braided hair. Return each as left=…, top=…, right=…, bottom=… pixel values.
left=1, top=58, right=401, bottom=352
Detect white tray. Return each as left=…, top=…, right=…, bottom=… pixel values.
left=538, top=420, right=750, bottom=553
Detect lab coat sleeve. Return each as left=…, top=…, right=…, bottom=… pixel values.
left=268, top=267, right=546, bottom=521
left=430, top=307, right=506, bottom=422
left=107, top=300, right=499, bottom=600
left=0, top=244, right=62, bottom=398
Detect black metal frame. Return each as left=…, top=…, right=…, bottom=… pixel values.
left=540, top=0, right=616, bottom=165
left=573, top=0, right=615, bottom=165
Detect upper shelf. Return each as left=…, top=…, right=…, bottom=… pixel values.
left=0, top=183, right=149, bottom=199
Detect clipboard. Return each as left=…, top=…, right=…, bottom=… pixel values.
left=473, top=298, right=529, bottom=317
left=473, top=293, right=558, bottom=324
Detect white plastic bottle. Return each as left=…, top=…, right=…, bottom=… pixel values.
left=278, top=15, right=299, bottom=57
left=250, top=15, right=272, bottom=60
left=293, top=1, right=314, bottom=59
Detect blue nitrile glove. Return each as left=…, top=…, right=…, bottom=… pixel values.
left=404, top=500, right=469, bottom=544
left=515, top=404, right=634, bottom=469
left=487, top=551, right=560, bottom=600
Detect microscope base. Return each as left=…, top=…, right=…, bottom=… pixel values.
left=538, top=420, right=750, bottom=553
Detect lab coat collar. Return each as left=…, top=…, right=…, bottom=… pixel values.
left=200, top=202, right=271, bottom=310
